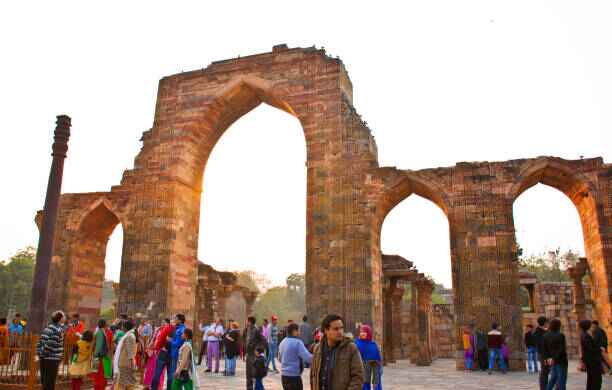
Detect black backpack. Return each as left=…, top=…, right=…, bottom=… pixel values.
left=253, top=355, right=267, bottom=378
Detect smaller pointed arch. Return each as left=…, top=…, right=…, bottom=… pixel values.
left=508, top=158, right=596, bottom=205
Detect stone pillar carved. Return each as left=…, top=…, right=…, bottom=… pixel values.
left=415, top=278, right=434, bottom=366
left=390, top=285, right=405, bottom=361
left=409, top=282, right=419, bottom=364
left=383, top=279, right=405, bottom=364
left=382, top=286, right=392, bottom=364
left=568, top=258, right=588, bottom=336
left=244, top=291, right=258, bottom=317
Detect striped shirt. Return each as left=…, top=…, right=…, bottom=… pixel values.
left=37, top=323, right=65, bottom=360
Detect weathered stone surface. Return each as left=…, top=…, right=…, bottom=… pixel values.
left=194, top=262, right=255, bottom=339
left=36, top=45, right=612, bottom=369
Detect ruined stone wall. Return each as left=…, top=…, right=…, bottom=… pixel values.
left=522, top=282, right=594, bottom=358
left=406, top=283, right=595, bottom=361
left=194, top=263, right=252, bottom=338
left=369, top=156, right=612, bottom=369
left=432, top=304, right=455, bottom=359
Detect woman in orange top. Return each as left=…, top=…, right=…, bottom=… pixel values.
left=463, top=325, right=475, bottom=370
left=0, top=318, right=9, bottom=365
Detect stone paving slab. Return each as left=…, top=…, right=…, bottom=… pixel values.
left=196, top=359, right=611, bottom=390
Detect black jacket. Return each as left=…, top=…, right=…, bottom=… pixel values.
left=245, top=325, right=267, bottom=356
left=223, top=329, right=240, bottom=359
left=541, top=331, right=568, bottom=366
left=592, top=327, right=608, bottom=351
left=524, top=331, right=536, bottom=348
left=581, top=332, right=602, bottom=371
left=532, top=326, right=546, bottom=355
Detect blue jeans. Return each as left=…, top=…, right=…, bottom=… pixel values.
left=225, top=356, right=236, bottom=375
left=168, top=357, right=178, bottom=390
left=255, top=377, right=264, bottom=390
left=151, top=350, right=173, bottom=390
left=266, top=342, right=277, bottom=371
left=488, top=348, right=506, bottom=371
left=546, top=364, right=567, bottom=390
left=363, top=360, right=382, bottom=390
left=527, top=347, right=538, bottom=372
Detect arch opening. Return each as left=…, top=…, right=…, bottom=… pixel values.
left=376, top=180, right=452, bottom=362
left=512, top=164, right=608, bottom=356
left=197, top=101, right=307, bottom=322
left=192, top=79, right=302, bottom=192
left=511, top=163, right=604, bottom=299
left=381, top=194, right=452, bottom=288
left=69, top=201, right=123, bottom=326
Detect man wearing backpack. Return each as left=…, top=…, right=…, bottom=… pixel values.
left=245, top=316, right=267, bottom=390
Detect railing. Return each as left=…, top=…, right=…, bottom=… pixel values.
left=0, top=333, right=81, bottom=390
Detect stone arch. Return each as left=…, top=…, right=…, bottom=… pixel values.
left=509, top=158, right=610, bottom=326
left=131, top=49, right=379, bottom=326
left=380, top=172, right=450, bottom=218
left=72, top=197, right=126, bottom=231
left=371, top=171, right=462, bottom=366
left=191, top=76, right=303, bottom=191
left=372, top=171, right=451, bottom=266
left=508, top=158, right=597, bottom=202
left=65, top=198, right=123, bottom=326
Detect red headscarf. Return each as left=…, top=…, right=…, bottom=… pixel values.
left=359, top=325, right=373, bottom=341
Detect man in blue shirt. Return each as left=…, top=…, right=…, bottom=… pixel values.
left=279, top=323, right=312, bottom=390
left=9, top=317, right=23, bottom=336
left=267, top=316, right=280, bottom=373
left=169, top=313, right=186, bottom=390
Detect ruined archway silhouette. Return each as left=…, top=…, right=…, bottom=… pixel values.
left=39, top=47, right=612, bottom=369
left=509, top=159, right=610, bottom=323
left=198, top=101, right=306, bottom=288
left=66, top=199, right=123, bottom=326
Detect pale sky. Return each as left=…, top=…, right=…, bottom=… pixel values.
left=1, top=1, right=610, bottom=288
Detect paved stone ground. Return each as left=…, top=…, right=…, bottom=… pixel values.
left=196, top=359, right=611, bottom=389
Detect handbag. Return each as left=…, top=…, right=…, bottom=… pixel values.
left=178, top=369, right=190, bottom=382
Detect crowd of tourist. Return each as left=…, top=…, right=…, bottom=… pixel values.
left=461, top=316, right=611, bottom=389
left=3, top=309, right=609, bottom=390
left=24, top=311, right=381, bottom=390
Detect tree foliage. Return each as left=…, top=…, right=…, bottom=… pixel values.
left=0, top=247, right=36, bottom=317
left=253, top=273, right=306, bottom=324
left=519, top=247, right=580, bottom=282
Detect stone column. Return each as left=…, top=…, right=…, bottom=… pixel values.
left=383, top=279, right=405, bottom=364
left=415, top=278, right=434, bottom=366
left=31, top=115, right=72, bottom=333
left=568, top=259, right=588, bottom=349
left=244, top=291, right=258, bottom=317
left=390, top=285, right=405, bottom=361
left=447, top=196, right=524, bottom=370
left=409, top=282, right=419, bottom=364
left=383, top=285, right=392, bottom=364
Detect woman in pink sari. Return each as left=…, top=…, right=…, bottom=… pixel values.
left=143, top=324, right=164, bottom=389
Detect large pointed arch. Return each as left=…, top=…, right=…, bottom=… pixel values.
left=190, top=76, right=304, bottom=192
left=65, top=198, right=124, bottom=326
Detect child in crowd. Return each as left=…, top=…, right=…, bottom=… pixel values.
left=253, top=346, right=267, bottom=390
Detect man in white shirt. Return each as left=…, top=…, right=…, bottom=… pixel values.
left=205, top=318, right=225, bottom=373
left=198, top=322, right=209, bottom=366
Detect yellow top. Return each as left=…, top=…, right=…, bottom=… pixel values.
left=75, top=339, right=93, bottom=363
